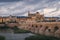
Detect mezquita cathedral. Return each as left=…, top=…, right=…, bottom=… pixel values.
left=0, top=11, right=60, bottom=37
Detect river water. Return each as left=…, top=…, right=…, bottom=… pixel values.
left=0, top=33, right=34, bottom=40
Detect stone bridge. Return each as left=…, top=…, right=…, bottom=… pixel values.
left=19, top=22, right=60, bottom=38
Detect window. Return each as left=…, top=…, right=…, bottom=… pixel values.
left=54, top=26, right=59, bottom=32
left=32, top=25, right=33, bottom=27
left=36, top=25, right=38, bottom=28
left=45, top=26, right=48, bottom=30
left=48, top=29, right=51, bottom=32
left=40, top=25, right=42, bottom=28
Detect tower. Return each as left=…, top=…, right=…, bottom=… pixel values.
left=28, top=11, right=30, bottom=16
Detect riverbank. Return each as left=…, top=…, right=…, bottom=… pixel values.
left=0, top=33, right=34, bottom=40
left=0, top=36, right=5, bottom=40
left=25, top=34, right=60, bottom=40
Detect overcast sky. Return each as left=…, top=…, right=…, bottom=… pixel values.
left=0, top=0, right=60, bottom=17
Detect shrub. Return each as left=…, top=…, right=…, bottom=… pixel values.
left=14, top=29, right=31, bottom=33
left=25, top=35, right=60, bottom=40
left=0, top=36, right=5, bottom=40
left=12, top=26, right=31, bottom=33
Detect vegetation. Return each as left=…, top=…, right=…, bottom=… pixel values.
left=0, top=24, right=9, bottom=31
left=1, top=25, right=30, bottom=33
left=25, top=34, right=60, bottom=40
left=0, top=36, right=5, bottom=40
left=0, top=25, right=31, bottom=33
left=14, top=29, right=31, bottom=33
left=13, top=26, right=31, bottom=33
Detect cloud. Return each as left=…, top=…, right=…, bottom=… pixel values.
left=0, top=0, right=22, bottom=2
left=44, top=8, right=56, bottom=13
left=0, top=0, right=60, bottom=17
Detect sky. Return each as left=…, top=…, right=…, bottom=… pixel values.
left=0, top=0, right=60, bottom=17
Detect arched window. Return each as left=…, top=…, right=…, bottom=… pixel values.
left=32, top=25, right=33, bottom=27
left=40, top=25, right=42, bottom=28
left=36, top=25, right=38, bottom=28
left=54, top=26, right=59, bottom=32
left=45, top=26, right=48, bottom=30
left=48, top=29, right=51, bottom=32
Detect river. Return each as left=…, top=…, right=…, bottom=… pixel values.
left=0, top=33, right=34, bottom=40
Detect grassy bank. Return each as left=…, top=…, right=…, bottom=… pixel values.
left=25, top=34, right=60, bottom=40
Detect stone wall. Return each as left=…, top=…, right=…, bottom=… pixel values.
left=7, top=23, right=19, bottom=28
